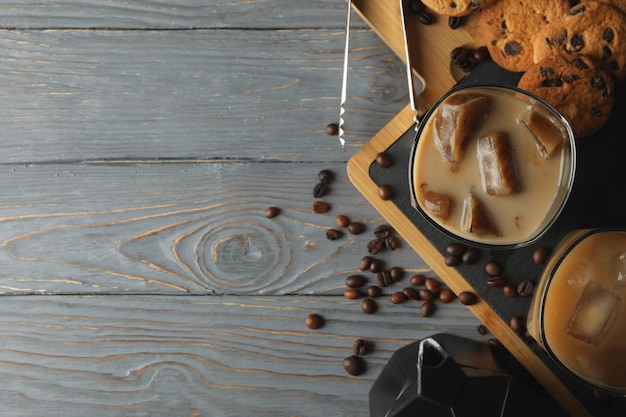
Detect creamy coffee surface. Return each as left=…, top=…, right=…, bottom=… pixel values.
left=412, top=87, right=570, bottom=245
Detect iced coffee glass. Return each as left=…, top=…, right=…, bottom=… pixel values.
left=409, top=84, right=576, bottom=248
left=527, top=228, right=626, bottom=395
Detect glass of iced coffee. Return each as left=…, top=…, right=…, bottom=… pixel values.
left=527, top=228, right=626, bottom=395
left=409, top=84, right=576, bottom=248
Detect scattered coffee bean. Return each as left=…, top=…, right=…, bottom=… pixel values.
left=318, top=169, right=334, bottom=185
left=451, top=46, right=469, bottom=66
left=403, top=287, right=420, bottom=300
left=353, top=338, right=369, bottom=356
left=458, top=291, right=478, bottom=305
left=473, top=46, right=490, bottom=62
left=378, top=184, right=392, bottom=200
left=335, top=214, right=350, bottom=228
left=486, top=276, right=505, bottom=288
left=367, top=285, right=382, bottom=298
left=510, top=316, right=526, bottom=332
left=347, top=221, right=365, bottom=235
left=410, top=274, right=426, bottom=286
left=344, top=288, right=363, bottom=300
left=477, top=324, right=488, bottom=335
left=367, top=238, right=384, bottom=255
left=305, top=313, right=324, bottom=329
left=374, top=225, right=393, bottom=239
left=313, top=201, right=330, bottom=214
left=418, top=289, right=435, bottom=303
left=533, top=247, right=550, bottom=264
left=390, top=291, right=407, bottom=304
left=389, top=266, right=404, bottom=282
left=484, top=261, right=501, bottom=277
left=343, top=355, right=365, bottom=376
left=313, top=182, right=328, bottom=198
left=409, top=0, right=424, bottom=14
left=325, top=122, right=339, bottom=136
left=361, top=298, right=378, bottom=314
left=418, top=10, right=433, bottom=25
left=445, top=254, right=461, bottom=266
left=369, top=258, right=384, bottom=273
left=421, top=301, right=435, bottom=317
left=359, top=256, right=373, bottom=271
left=375, top=152, right=392, bottom=168
left=264, top=206, right=280, bottom=218
left=446, top=242, right=466, bottom=256
left=345, top=274, right=366, bottom=289
left=448, top=16, right=462, bottom=29
left=377, top=269, right=393, bottom=287
left=424, top=278, right=441, bottom=295
left=326, top=228, right=341, bottom=240
left=385, top=235, right=400, bottom=250
left=517, top=280, right=534, bottom=297
left=488, top=338, right=505, bottom=350
left=502, top=284, right=517, bottom=298
left=439, top=288, right=456, bottom=303
left=462, top=247, right=480, bottom=264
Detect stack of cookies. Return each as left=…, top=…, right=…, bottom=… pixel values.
left=422, top=0, right=626, bottom=137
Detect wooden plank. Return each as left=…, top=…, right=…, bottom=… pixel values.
left=0, top=27, right=405, bottom=163
left=0, top=161, right=435, bottom=295
left=0, top=294, right=480, bottom=416
left=0, top=0, right=366, bottom=29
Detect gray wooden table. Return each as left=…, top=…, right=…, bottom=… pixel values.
left=0, top=1, right=480, bottom=415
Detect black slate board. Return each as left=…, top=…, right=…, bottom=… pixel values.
left=369, top=60, right=626, bottom=416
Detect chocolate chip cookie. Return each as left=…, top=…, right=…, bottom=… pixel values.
left=478, top=0, right=571, bottom=73
left=533, top=1, right=626, bottom=82
left=517, top=54, right=614, bottom=137
left=421, top=0, right=497, bottom=17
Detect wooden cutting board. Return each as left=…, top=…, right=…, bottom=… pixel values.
left=347, top=1, right=626, bottom=416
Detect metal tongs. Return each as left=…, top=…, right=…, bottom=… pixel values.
left=338, top=0, right=421, bottom=148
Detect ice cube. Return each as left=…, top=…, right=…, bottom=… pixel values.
left=518, top=109, right=566, bottom=159
left=432, top=93, right=489, bottom=166
left=477, top=132, right=521, bottom=196
left=461, top=191, right=501, bottom=237
left=610, top=251, right=626, bottom=287
left=423, top=190, right=453, bottom=220
left=567, top=281, right=621, bottom=346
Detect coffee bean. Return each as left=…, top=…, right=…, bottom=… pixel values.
left=335, top=214, right=350, bottom=228
left=410, top=274, right=426, bottom=286
left=477, top=324, right=488, bottom=335
left=439, top=288, right=456, bottom=303
left=361, top=298, right=378, bottom=314
left=367, top=239, right=384, bottom=255
left=473, top=46, right=490, bottom=62
left=389, top=266, right=404, bottom=282
left=313, top=182, right=328, bottom=198
left=424, top=278, right=441, bottom=295
left=378, top=184, right=392, bottom=200
left=326, top=228, right=341, bottom=240
left=403, top=287, right=420, bottom=300
left=344, top=288, right=363, bottom=300
left=517, top=280, right=534, bottom=297
left=486, top=276, right=505, bottom=288
left=325, top=122, right=339, bottom=135
left=318, top=169, right=334, bottom=185
left=369, top=258, right=384, bottom=273
left=375, top=152, right=392, bottom=168
left=510, top=316, right=525, bottom=332
left=359, top=256, right=373, bottom=271
left=418, top=10, right=433, bottom=25
left=485, top=261, right=501, bottom=276
left=458, top=291, right=478, bottom=305
left=502, top=284, right=517, bottom=298
left=377, top=270, right=392, bottom=287
left=305, top=313, right=324, bottom=329
left=445, top=254, right=461, bottom=266
left=374, top=225, right=393, bottom=239
left=347, top=221, right=365, bottom=235
left=462, top=247, right=480, bottom=264
left=264, top=206, right=280, bottom=218
left=390, top=291, right=407, bottom=304
left=313, top=201, right=330, bottom=214
left=421, top=301, right=435, bottom=317
left=446, top=242, right=466, bottom=256
left=488, top=338, right=505, bottom=350
left=532, top=247, right=549, bottom=264
left=353, top=339, right=369, bottom=356
left=409, top=0, right=424, bottom=14
left=343, top=355, right=365, bottom=376
left=418, top=289, right=435, bottom=303
left=385, top=235, right=400, bottom=250
left=367, top=285, right=382, bottom=298
left=448, top=16, right=462, bottom=29
left=451, top=46, right=469, bottom=66
left=345, top=274, right=366, bottom=289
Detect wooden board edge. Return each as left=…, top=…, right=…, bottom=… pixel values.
left=346, top=105, right=593, bottom=417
